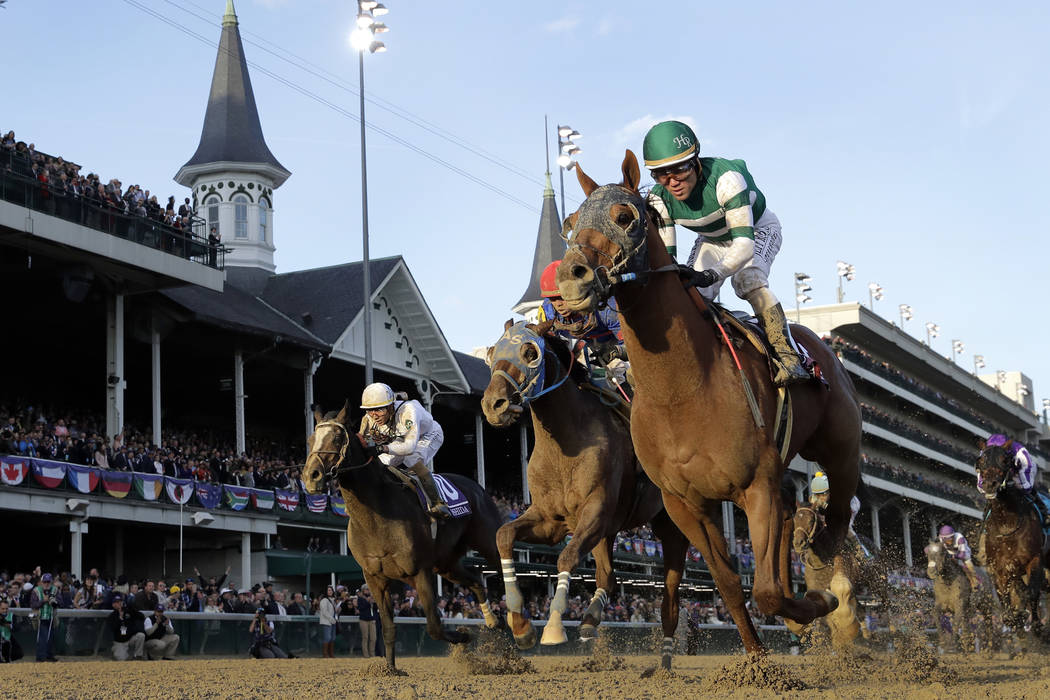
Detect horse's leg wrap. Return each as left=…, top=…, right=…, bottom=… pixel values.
left=479, top=600, right=498, bottom=628
left=502, top=558, right=523, bottom=612
left=661, top=636, right=674, bottom=670
left=502, top=557, right=535, bottom=647
left=579, top=587, right=609, bottom=641
left=540, top=571, right=571, bottom=646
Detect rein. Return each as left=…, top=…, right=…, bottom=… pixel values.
left=307, top=420, right=373, bottom=479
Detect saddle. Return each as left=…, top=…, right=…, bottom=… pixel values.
left=717, top=306, right=827, bottom=389
left=384, top=466, right=471, bottom=519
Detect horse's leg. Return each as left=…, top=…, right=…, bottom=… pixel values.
left=1024, top=553, right=1045, bottom=640
left=957, top=582, right=974, bottom=652
left=828, top=555, right=859, bottom=650
left=743, top=478, right=837, bottom=625
left=651, top=510, right=688, bottom=670
left=414, top=570, right=469, bottom=645
left=542, top=497, right=610, bottom=646
left=364, top=573, right=398, bottom=670
left=661, top=492, right=765, bottom=654
left=495, top=507, right=555, bottom=649
left=438, top=559, right=498, bottom=629
left=579, top=537, right=615, bottom=642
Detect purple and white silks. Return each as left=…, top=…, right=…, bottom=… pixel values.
left=977, top=434, right=1037, bottom=492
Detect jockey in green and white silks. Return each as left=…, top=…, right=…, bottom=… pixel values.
left=643, top=120, right=809, bottom=386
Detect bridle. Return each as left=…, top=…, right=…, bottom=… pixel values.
left=976, top=447, right=1010, bottom=500
left=307, top=419, right=373, bottom=480
left=792, top=506, right=821, bottom=551
left=489, top=322, right=569, bottom=405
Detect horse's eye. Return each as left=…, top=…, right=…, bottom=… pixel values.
left=615, top=211, right=633, bottom=228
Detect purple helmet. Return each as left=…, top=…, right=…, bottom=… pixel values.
left=939, top=525, right=955, bottom=538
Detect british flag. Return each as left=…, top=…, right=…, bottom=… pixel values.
left=275, top=488, right=299, bottom=511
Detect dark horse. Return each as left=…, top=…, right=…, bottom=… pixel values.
left=555, top=151, right=863, bottom=654
left=302, top=402, right=504, bottom=671
left=482, top=319, right=689, bottom=668
left=975, top=439, right=1049, bottom=644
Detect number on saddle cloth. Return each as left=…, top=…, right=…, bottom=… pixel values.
left=410, top=474, right=472, bottom=519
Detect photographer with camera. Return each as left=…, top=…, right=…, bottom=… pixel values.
left=108, top=593, right=146, bottom=661
left=0, top=599, right=24, bottom=662
left=144, top=605, right=180, bottom=660
left=248, top=607, right=287, bottom=659
left=30, top=573, right=59, bottom=662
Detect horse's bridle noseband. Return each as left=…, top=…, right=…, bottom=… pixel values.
left=307, top=419, right=372, bottom=480
left=489, top=322, right=568, bottom=406
left=793, top=506, right=820, bottom=551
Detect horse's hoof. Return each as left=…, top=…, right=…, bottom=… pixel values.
left=661, top=653, right=672, bottom=671
left=578, top=623, right=598, bottom=641
left=540, top=627, right=568, bottom=646
left=805, top=589, right=839, bottom=613
left=513, top=625, right=537, bottom=650
left=484, top=613, right=499, bottom=629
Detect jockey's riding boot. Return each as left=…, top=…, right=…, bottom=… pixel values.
left=758, top=303, right=810, bottom=387
left=410, top=461, right=452, bottom=520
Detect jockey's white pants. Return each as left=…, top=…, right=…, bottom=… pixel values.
left=688, top=209, right=782, bottom=301
left=378, top=430, right=443, bottom=471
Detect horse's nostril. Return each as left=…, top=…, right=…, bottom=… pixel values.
left=493, top=398, right=507, bottom=412
left=572, top=264, right=589, bottom=280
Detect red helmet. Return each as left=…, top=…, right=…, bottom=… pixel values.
left=540, top=261, right=562, bottom=298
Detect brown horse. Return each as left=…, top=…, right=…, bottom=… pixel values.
left=975, top=440, right=1049, bottom=645
left=790, top=505, right=861, bottom=649
left=924, top=539, right=989, bottom=652
left=554, top=150, right=863, bottom=654
left=482, top=319, right=689, bottom=668
left=302, top=402, right=504, bottom=671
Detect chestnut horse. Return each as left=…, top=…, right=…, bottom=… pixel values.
left=482, top=319, right=688, bottom=668
left=302, top=402, right=503, bottom=671
left=554, top=151, right=862, bottom=654
left=975, top=439, right=1049, bottom=645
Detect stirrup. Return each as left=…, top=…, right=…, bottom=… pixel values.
left=430, top=503, right=452, bottom=520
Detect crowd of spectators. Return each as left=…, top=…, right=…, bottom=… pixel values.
left=861, top=402, right=978, bottom=465
left=0, top=129, right=212, bottom=264
left=0, top=401, right=306, bottom=492
left=828, top=336, right=998, bottom=433
left=861, top=453, right=981, bottom=507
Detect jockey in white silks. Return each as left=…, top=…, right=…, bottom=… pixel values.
left=809, top=471, right=870, bottom=559
left=358, top=382, right=451, bottom=519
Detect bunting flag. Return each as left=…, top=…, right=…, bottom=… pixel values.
left=225, top=485, right=250, bottom=511
left=32, top=459, right=67, bottom=489
left=330, top=494, right=348, bottom=517
left=1, top=457, right=28, bottom=486
left=134, top=473, right=164, bottom=501
left=275, top=488, right=299, bottom=511
left=66, top=464, right=100, bottom=494
left=305, top=493, right=328, bottom=513
left=195, top=482, right=222, bottom=509
left=101, top=470, right=133, bottom=499
left=165, top=477, right=194, bottom=505
left=251, top=488, right=275, bottom=511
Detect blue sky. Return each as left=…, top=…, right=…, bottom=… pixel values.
left=5, top=0, right=1049, bottom=416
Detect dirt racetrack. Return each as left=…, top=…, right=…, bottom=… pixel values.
left=7, top=647, right=1050, bottom=699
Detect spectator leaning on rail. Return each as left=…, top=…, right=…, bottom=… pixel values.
left=143, top=606, right=180, bottom=660
left=643, top=120, right=808, bottom=386
left=358, top=382, right=451, bottom=519
left=109, top=593, right=146, bottom=661
left=30, top=573, right=59, bottom=662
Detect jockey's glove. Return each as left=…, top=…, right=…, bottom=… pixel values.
left=687, top=268, right=719, bottom=288
left=595, top=343, right=628, bottom=365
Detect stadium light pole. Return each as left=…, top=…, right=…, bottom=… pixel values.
left=867, top=282, right=883, bottom=311
left=924, top=321, right=939, bottom=349
left=898, top=303, right=913, bottom=329
left=351, top=1, right=389, bottom=385
left=950, top=339, right=964, bottom=365
left=973, top=354, right=985, bottom=376
left=836, top=261, right=855, bottom=303
left=557, top=125, right=582, bottom=223
left=996, top=369, right=1007, bottom=394
left=794, top=272, right=812, bottom=323
left=1042, top=398, right=1049, bottom=424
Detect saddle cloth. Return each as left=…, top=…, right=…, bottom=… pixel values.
left=412, top=473, right=472, bottom=519
left=723, top=308, right=825, bottom=386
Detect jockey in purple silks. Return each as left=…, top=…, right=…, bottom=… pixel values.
left=978, top=434, right=1049, bottom=526
left=938, top=525, right=980, bottom=588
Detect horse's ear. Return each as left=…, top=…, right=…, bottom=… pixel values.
left=978, top=439, right=987, bottom=451
left=1004, top=439, right=1014, bottom=450
left=575, top=163, right=599, bottom=196
left=504, top=318, right=514, bottom=332
left=484, top=345, right=494, bottom=367
left=621, top=149, right=641, bottom=193
left=532, top=319, right=556, bottom=337
left=312, top=404, right=324, bottom=424
left=335, top=399, right=351, bottom=426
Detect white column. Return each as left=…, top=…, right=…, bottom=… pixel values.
left=151, top=323, right=162, bottom=446
left=929, top=520, right=938, bottom=540
left=234, top=348, right=246, bottom=455
left=474, top=413, right=486, bottom=489
left=871, top=505, right=881, bottom=550
left=722, top=502, right=736, bottom=554
left=304, top=364, right=316, bottom=445
left=902, top=511, right=913, bottom=567
left=241, top=532, right=252, bottom=590
left=69, top=520, right=88, bottom=581
left=339, top=532, right=348, bottom=556
left=519, top=422, right=530, bottom=504
left=105, top=293, right=125, bottom=440
left=794, top=478, right=805, bottom=505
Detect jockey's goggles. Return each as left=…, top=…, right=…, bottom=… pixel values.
left=650, top=161, right=695, bottom=184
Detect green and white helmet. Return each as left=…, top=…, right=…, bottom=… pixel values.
left=810, top=471, right=830, bottom=495
left=642, top=120, right=699, bottom=169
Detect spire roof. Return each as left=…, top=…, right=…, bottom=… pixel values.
left=177, top=0, right=289, bottom=185
left=514, top=172, right=565, bottom=311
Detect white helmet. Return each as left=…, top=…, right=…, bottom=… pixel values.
left=360, top=382, right=395, bottom=409
left=810, top=471, right=830, bottom=495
